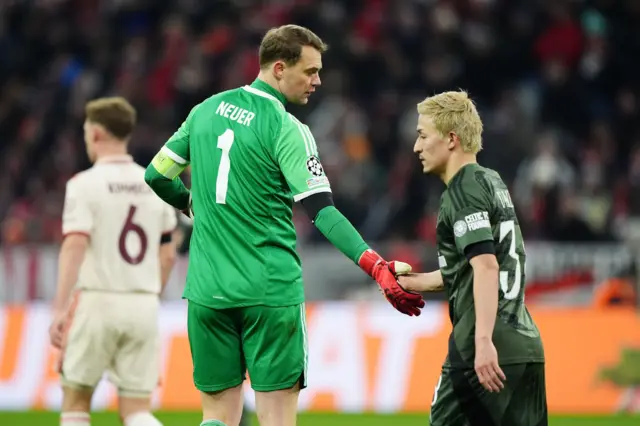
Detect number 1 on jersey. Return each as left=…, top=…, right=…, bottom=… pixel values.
left=216, top=129, right=235, bottom=204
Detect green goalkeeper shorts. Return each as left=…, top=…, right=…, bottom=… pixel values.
left=187, top=300, right=308, bottom=393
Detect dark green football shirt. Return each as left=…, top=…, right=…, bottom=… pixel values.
left=436, top=163, right=545, bottom=367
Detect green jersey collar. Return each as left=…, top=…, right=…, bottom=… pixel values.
left=446, top=162, right=478, bottom=187
left=244, top=79, right=287, bottom=106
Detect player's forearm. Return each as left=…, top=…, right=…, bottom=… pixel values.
left=471, top=260, right=500, bottom=341
left=313, top=206, right=369, bottom=264
left=400, top=271, right=444, bottom=292
left=144, top=166, right=191, bottom=210
left=159, top=241, right=177, bottom=293
left=160, top=258, right=174, bottom=291
left=53, top=236, right=87, bottom=314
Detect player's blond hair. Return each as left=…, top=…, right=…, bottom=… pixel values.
left=85, top=97, right=137, bottom=141
left=417, top=91, right=483, bottom=154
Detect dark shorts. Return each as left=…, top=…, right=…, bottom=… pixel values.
left=429, top=363, right=548, bottom=426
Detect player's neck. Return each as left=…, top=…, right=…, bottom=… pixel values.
left=257, top=71, right=278, bottom=89
left=256, top=72, right=287, bottom=101
left=443, top=154, right=477, bottom=185
left=95, top=141, right=129, bottom=161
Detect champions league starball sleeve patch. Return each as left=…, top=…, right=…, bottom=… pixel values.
left=306, top=155, right=325, bottom=177
left=305, top=155, right=330, bottom=188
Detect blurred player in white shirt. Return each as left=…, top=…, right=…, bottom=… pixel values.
left=49, top=97, right=177, bottom=426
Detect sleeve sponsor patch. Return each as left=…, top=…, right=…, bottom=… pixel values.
left=454, top=212, right=491, bottom=238
left=464, top=211, right=491, bottom=231
left=306, top=176, right=330, bottom=189
left=306, top=155, right=325, bottom=177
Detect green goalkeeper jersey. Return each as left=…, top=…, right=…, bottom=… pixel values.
left=436, top=163, right=545, bottom=368
left=162, top=79, right=331, bottom=309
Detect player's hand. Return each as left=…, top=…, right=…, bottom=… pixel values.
left=474, top=337, right=506, bottom=392
left=181, top=193, right=193, bottom=218
left=358, top=249, right=425, bottom=316
left=397, top=274, right=423, bottom=292
left=49, top=312, right=66, bottom=349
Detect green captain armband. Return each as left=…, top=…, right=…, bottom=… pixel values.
left=151, top=148, right=188, bottom=180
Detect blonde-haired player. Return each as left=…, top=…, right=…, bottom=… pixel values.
left=398, top=91, right=548, bottom=425
left=416, top=90, right=484, bottom=156
left=49, top=97, right=177, bottom=426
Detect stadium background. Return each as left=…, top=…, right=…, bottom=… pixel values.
left=1, top=0, right=639, bottom=424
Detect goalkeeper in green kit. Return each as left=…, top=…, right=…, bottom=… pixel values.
left=144, top=25, right=424, bottom=426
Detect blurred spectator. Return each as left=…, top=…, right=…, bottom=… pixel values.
left=1, top=0, right=640, bottom=245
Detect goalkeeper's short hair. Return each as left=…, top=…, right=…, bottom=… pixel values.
left=259, top=24, right=328, bottom=68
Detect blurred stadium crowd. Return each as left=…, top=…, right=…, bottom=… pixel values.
left=1, top=0, right=640, bottom=246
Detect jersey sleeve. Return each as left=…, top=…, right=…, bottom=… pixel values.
left=447, top=178, right=494, bottom=254
left=153, top=105, right=199, bottom=178
left=275, top=113, right=331, bottom=202
left=62, top=177, right=93, bottom=237
left=161, top=203, right=178, bottom=234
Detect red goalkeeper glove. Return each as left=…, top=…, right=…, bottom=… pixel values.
left=358, top=249, right=425, bottom=316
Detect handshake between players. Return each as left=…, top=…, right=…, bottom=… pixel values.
left=357, top=248, right=425, bottom=316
